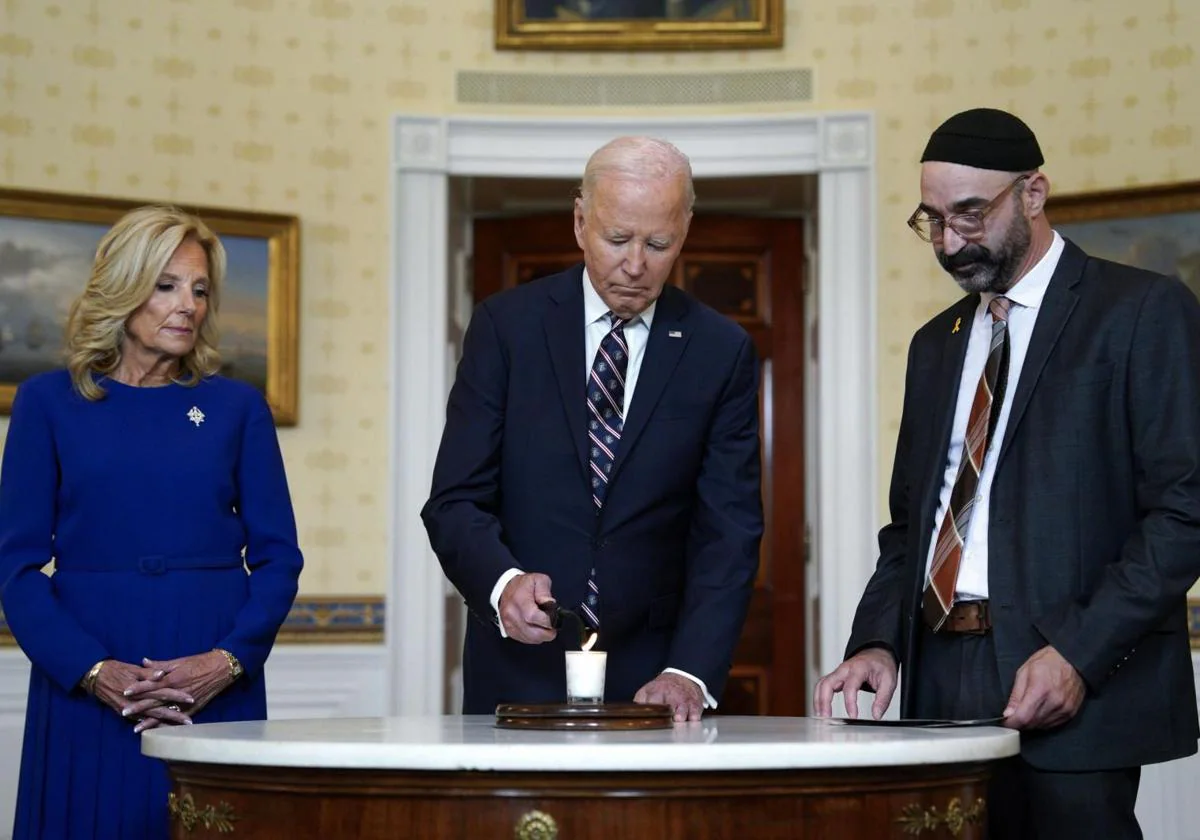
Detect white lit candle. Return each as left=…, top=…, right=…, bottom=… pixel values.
left=565, top=636, right=606, bottom=705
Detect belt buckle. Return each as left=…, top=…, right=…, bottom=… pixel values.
left=956, top=600, right=990, bottom=635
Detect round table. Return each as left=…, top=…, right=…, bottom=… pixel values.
left=143, top=715, right=1019, bottom=839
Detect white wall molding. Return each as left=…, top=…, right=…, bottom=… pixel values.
left=389, top=112, right=879, bottom=717
left=387, top=158, right=450, bottom=717
left=394, top=117, right=448, bottom=173
left=263, top=645, right=387, bottom=720
left=816, top=165, right=880, bottom=698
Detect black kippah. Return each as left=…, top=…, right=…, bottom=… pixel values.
left=920, top=107, right=1044, bottom=172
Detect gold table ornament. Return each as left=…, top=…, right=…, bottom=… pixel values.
left=167, top=792, right=238, bottom=834
left=514, top=809, right=558, bottom=840
left=896, top=796, right=986, bottom=836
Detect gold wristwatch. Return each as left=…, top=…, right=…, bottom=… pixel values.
left=213, top=648, right=244, bottom=680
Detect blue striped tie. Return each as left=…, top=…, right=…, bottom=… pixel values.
left=583, top=313, right=628, bottom=628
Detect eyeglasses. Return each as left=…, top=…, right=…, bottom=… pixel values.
left=907, top=175, right=1029, bottom=243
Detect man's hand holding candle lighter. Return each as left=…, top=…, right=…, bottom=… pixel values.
left=497, top=572, right=559, bottom=644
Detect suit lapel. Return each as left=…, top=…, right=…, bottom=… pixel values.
left=544, top=268, right=589, bottom=482
left=608, top=287, right=691, bottom=488
left=995, top=240, right=1085, bottom=466
left=915, top=295, right=979, bottom=566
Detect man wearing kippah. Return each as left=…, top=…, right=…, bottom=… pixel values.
left=815, top=107, right=1200, bottom=838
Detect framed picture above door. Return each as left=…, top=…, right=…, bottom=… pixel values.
left=495, top=0, right=784, bottom=51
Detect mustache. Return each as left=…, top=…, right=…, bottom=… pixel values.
left=938, top=244, right=993, bottom=271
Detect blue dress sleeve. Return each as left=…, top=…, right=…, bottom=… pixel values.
left=216, top=391, right=303, bottom=676
left=0, top=382, right=110, bottom=692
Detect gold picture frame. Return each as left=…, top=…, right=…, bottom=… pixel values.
left=0, top=188, right=300, bottom=424
left=1048, top=180, right=1200, bottom=304
left=495, top=0, right=783, bottom=51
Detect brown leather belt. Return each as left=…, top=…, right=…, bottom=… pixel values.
left=928, top=600, right=992, bottom=634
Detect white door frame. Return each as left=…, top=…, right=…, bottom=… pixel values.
left=387, top=113, right=879, bottom=715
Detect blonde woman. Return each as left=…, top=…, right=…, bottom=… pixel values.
left=0, top=206, right=303, bottom=839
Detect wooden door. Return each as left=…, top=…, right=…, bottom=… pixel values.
left=473, top=213, right=806, bottom=715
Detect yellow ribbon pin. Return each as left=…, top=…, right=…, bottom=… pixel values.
left=952, top=317, right=962, bottom=334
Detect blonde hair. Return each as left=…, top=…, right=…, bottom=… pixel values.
left=580, top=136, right=696, bottom=213
left=65, top=205, right=225, bottom=400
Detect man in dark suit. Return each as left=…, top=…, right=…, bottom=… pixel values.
left=422, top=136, right=763, bottom=722
left=815, top=108, right=1200, bottom=839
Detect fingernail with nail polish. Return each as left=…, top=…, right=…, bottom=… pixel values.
left=122, top=708, right=131, bottom=717
left=154, top=671, right=165, bottom=678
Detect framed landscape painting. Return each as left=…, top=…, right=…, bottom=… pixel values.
left=1049, top=180, right=1200, bottom=304
left=495, top=0, right=783, bottom=51
left=0, top=189, right=299, bottom=424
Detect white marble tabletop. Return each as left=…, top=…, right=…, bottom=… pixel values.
left=142, top=715, right=1019, bottom=772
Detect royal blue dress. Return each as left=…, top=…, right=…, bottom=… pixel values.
left=0, top=370, right=303, bottom=839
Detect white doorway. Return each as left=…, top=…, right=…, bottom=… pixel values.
left=386, top=113, right=879, bottom=716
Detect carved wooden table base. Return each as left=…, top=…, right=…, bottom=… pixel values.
left=165, top=762, right=992, bottom=839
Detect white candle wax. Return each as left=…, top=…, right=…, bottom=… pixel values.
left=565, top=650, right=607, bottom=703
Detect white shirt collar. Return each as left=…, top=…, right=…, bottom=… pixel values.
left=983, top=230, right=1064, bottom=312
left=582, top=268, right=657, bottom=329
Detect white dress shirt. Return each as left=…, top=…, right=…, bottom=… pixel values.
left=925, top=231, right=1065, bottom=599
left=490, top=271, right=716, bottom=706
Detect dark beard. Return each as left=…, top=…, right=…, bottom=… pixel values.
left=937, top=213, right=1032, bottom=295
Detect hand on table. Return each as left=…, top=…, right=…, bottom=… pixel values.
left=812, top=647, right=898, bottom=720
left=635, top=672, right=704, bottom=723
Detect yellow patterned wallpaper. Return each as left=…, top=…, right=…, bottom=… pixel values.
left=0, top=1, right=1197, bottom=597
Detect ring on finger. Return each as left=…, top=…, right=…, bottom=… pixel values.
left=167, top=705, right=181, bottom=712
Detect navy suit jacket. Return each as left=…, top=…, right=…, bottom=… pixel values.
left=422, top=266, right=764, bottom=713
left=846, top=239, right=1200, bottom=771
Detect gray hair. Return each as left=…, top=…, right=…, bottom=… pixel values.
left=579, top=136, right=695, bottom=213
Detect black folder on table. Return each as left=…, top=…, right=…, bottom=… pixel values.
left=830, top=717, right=1006, bottom=728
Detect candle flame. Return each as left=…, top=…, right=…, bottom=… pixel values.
left=581, top=630, right=599, bottom=652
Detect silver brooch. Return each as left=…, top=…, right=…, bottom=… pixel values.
left=186, top=406, right=205, bottom=427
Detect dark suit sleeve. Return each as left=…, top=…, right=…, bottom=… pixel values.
left=1035, top=276, right=1200, bottom=690
left=666, top=334, right=764, bottom=700
left=421, top=302, right=523, bottom=618
left=0, top=383, right=110, bottom=692
left=844, top=339, right=920, bottom=665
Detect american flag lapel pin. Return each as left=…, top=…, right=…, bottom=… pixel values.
left=668, top=330, right=682, bottom=338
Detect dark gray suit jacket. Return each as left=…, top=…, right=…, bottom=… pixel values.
left=847, top=239, right=1200, bottom=771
